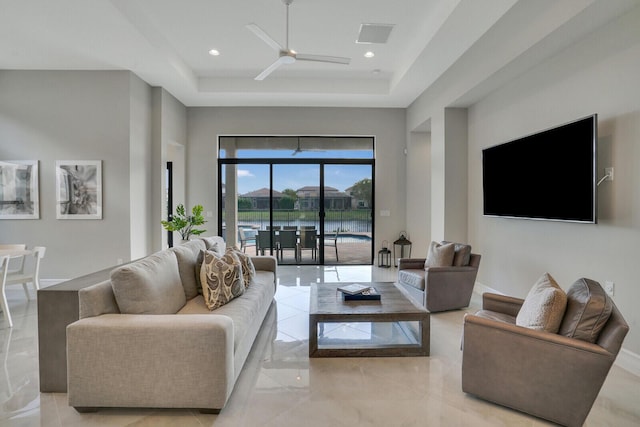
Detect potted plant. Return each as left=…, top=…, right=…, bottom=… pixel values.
left=162, top=204, right=207, bottom=242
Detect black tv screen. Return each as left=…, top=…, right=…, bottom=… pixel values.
left=482, top=114, right=597, bottom=223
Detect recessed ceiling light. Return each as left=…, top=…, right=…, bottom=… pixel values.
left=364, top=51, right=375, bottom=58
left=372, top=69, right=381, bottom=74
left=208, top=49, right=220, bottom=56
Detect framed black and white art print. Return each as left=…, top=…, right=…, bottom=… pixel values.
left=56, top=160, right=102, bottom=219
left=0, top=160, right=40, bottom=219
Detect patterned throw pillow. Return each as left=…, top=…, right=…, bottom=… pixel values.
left=516, top=272, right=567, bottom=333
left=199, top=250, right=245, bottom=310
left=424, top=241, right=456, bottom=268
left=226, top=247, right=256, bottom=288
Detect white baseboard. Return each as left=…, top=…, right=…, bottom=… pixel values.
left=615, top=348, right=640, bottom=377
left=473, top=281, right=503, bottom=296
left=473, top=281, right=639, bottom=378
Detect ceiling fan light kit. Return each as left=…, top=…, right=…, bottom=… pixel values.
left=247, top=0, right=351, bottom=81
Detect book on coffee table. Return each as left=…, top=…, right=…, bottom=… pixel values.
left=337, top=283, right=371, bottom=295
left=342, top=287, right=381, bottom=301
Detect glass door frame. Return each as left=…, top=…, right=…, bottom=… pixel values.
left=218, top=157, right=375, bottom=265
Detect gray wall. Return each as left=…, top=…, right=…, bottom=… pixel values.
left=0, top=71, right=134, bottom=278
left=467, top=9, right=640, bottom=355
left=407, top=7, right=640, bottom=358
left=186, top=107, right=407, bottom=252
left=406, top=131, right=431, bottom=254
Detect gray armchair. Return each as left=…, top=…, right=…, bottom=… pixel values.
left=397, top=252, right=481, bottom=312
left=462, top=279, right=629, bottom=427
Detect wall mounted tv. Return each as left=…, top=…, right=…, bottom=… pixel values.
left=482, top=114, right=597, bottom=223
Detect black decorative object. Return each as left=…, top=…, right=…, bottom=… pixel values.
left=393, top=232, right=412, bottom=267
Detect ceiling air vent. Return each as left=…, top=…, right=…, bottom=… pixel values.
left=356, top=23, right=395, bottom=44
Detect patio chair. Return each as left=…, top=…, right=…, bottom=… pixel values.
left=257, top=230, right=277, bottom=255
left=282, top=225, right=298, bottom=230
left=238, top=228, right=257, bottom=254
left=324, top=230, right=339, bottom=262
left=297, top=228, right=317, bottom=261
left=278, top=230, right=298, bottom=262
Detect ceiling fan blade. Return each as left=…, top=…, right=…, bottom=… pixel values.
left=295, top=53, right=351, bottom=65
left=246, top=23, right=284, bottom=52
left=255, top=56, right=290, bottom=81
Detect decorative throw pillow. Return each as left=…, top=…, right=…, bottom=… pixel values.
left=197, top=236, right=226, bottom=256
left=558, top=278, right=613, bottom=343
left=226, top=247, right=256, bottom=288
left=170, top=239, right=206, bottom=300
left=441, top=241, right=472, bottom=266
left=424, top=241, right=456, bottom=268
left=516, top=273, right=567, bottom=333
left=111, top=250, right=186, bottom=314
left=195, top=249, right=205, bottom=294
left=200, top=250, right=245, bottom=310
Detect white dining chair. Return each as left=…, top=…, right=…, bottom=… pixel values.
left=0, top=244, right=27, bottom=275
left=1, top=246, right=46, bottom=328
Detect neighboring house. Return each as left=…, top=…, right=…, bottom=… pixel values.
left=241, top=188, right=284, bottom=209
left=344, top=185, right=369, bottom=209
left=296, top=186, right=352, bottom=210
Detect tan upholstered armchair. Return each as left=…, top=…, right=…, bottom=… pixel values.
left=397, top=243, right=481, bottom=312
left=462, top=278, right=629, bottom=427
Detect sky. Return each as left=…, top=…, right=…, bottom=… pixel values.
left=222, top=149, right=373, bottom=195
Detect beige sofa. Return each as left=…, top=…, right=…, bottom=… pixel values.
left=66, top=237, right=277, bottom=413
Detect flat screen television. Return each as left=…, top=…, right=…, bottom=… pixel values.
left=482, top=114, right=597, bottom=223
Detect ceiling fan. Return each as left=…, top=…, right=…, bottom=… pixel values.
left=291, top=137, right=325, bottom=156
left=247, top=0, right=351, bottom=81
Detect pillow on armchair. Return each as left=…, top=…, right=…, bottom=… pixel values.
left=516, top=272, right=567, bottom=333
left=442, top=241, right=472, bottom=266
left=424, top=241, right=456, bottom=267
left=559, top=278, right=613, bottom=343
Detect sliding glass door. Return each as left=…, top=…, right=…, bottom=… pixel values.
left=218, top=136, right=374, bottom=265
left=322, top=164, right=372, bottom=265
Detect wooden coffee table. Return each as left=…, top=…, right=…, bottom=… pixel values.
left=309, top=282, right=430, bottom=357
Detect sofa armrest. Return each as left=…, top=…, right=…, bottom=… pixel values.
left=398, top=258, right=426, bottom=270
left=67, top=313, right=234, bottom=410
left=250, top=255, right=277, bottom=276
left=481, top=292, right=524, bottom=317
left=463, top=314, right=611, bottom=357
left=78, top=280, right=119, bottom=319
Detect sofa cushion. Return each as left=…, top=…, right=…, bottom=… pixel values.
left=197, top=236, right=226, bottom=255
left=516, top=273, right=567, bottom=333
left=170, top=239, right=207, bottom=300
left=200, top=250, right=245, bottom=310
left=442, top=241, right=472, bottom=266
left=398, top=269, right=426, bottom=291
left=227, top=247, right=256, bottom=288
left=558, top=278, right=613, bottom=343
left=424, top=241, right=455, bottom=268
left=111, top=250, right=186, bottom=314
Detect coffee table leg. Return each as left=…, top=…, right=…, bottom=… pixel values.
left=309, top=315, right=318, bottom=357
left=421, top=316, right=430, bottom=356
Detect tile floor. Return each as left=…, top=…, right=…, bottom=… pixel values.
left=1, top=265, right=639, bottom=426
